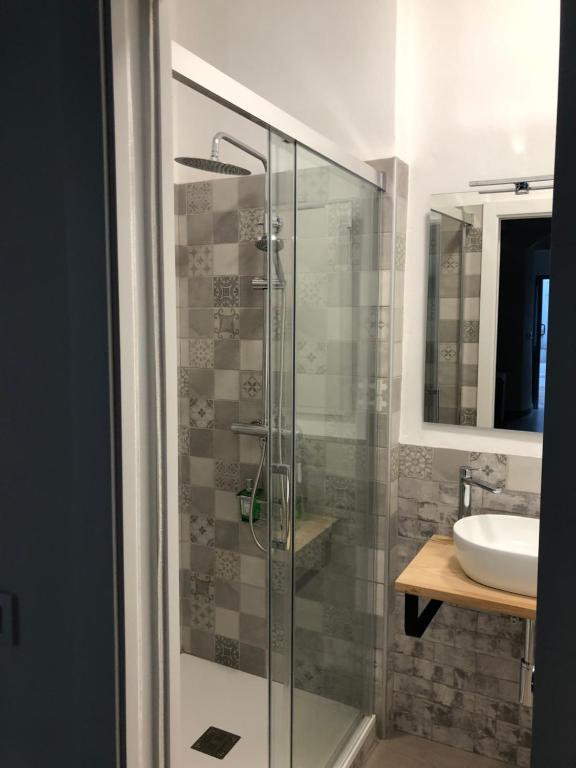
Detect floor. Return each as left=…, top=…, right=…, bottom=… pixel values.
left=181, top=654, right=360, bottom=768
left=365, top=734, right=507, bottom=768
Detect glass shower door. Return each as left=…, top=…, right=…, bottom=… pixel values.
left=269, top=139, right=381, bottom=768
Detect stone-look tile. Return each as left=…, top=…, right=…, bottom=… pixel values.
left=395, top=444, right=539, bottom=764
left=239, top=307, right=263, bottom=339
left=187, top=213, right=213, bottom=245
left=213, top=244, right=239, bottom=275
left=215, top=635, right=240, bottom=669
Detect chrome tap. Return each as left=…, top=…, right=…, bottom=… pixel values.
left=458, top=466, right=502, bottom=519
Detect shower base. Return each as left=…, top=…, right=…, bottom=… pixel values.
left=181, top=654, right=374, bottom=768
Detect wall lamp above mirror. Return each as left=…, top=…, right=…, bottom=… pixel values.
left=424, top=181, right=553, bottom=434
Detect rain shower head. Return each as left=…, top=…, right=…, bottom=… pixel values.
left=175, top=131, right=267, bottom=176
left=175, top=156, right=251, bottom=175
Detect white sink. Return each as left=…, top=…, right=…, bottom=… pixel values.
left=453, top=514, right=539, bottom=597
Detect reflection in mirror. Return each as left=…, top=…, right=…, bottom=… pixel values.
left=424, top=188, right=552, bottom=433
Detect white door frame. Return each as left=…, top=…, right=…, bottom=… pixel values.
left=476, top=196, right=553, bottom=427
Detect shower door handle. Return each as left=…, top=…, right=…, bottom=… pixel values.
left=271, top=463, right=292, bottom=550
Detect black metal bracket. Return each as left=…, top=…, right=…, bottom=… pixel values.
left=404, top=593, right=443, bottom=638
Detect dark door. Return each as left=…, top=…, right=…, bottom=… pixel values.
left=0, top=2, right=122, bottom=766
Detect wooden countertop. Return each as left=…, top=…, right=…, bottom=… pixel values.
left=395, top=535, right=537, bottom=620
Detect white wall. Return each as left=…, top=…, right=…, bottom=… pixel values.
left=170, top=0, right=397, bottom=161
left=396, top=0, right=560, bottom=456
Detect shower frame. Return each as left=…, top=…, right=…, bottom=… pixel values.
left=162, top=41, right=386, bottom=768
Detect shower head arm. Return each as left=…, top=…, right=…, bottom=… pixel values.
left=211, top=131, right=267, bottom=170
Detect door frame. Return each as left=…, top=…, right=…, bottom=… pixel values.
left=476, top=196, right=553, bottom=428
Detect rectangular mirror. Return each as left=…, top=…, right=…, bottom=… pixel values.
left=424, top=188, right=552, bottom=432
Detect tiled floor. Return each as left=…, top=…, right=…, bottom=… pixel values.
left=180, top=653, right=361, bottom=768
left=365, top=734, right=508, bottom=768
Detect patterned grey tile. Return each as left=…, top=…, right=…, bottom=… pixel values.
left=465, top=227, right=482, bottom=252
left=215, top=635, right=240, bottom=669
left=238, top=207, right=264, bottom=242
left=178, top=426, right=191, bottom=456
left=470, top=452, right=508, bottom=488
left=214, top=308, right=240, bottom=339
left=213, top=211, right=239, bottom=244
left=215, top=548, right=240, bottom=581
left=297, top=339, right=327, bottom=374
left=400, top=445, right=432, bottom=480
left=189, top=339, right=214, bottom=368
left=463, top=320, right=480, bottom=342
left=215, top=461, right=240, bottom=492
left=214, top=276, right=240, bottom=307
left=439, top=343, right=457, bottom=362
left=187, top=245, right=213, bottom=277
left=440, top=253, right=460, bottom=274
left=189, top=397, right=214, bottom=429
left=185, top=182, right=212, bottom=214
left=460, top=408, right=477, bottom=426
left=188, top=594, right=215, bottom=632
left=190, top=513, right=215, bottom=546
left=240, top=371, right=263, bottom=400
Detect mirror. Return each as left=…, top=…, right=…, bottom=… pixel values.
left=424, top=187, right=552, bottom=433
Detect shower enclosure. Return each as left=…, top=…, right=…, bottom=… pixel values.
left=171, top=44, right=389, bottom=768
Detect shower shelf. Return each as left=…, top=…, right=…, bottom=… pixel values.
left=395, top=535, right=537, bottom=638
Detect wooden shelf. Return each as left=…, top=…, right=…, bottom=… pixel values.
left=395, top=535, right=536, bottom=620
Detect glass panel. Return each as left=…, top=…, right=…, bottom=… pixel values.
left=424, top=211, right=467, bottom=424
left=268, top=131, right=296, bottom=768
left=291, top=145, right=379, bottom=768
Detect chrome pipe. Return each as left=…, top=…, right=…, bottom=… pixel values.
left=230, top=421, right=268, bottom=438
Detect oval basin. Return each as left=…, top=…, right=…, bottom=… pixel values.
left=453, top=514, right=539, bottom=597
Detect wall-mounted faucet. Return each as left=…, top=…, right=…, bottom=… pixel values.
left=458, top=466, right=503, bottom=519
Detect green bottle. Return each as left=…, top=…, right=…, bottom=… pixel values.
left=238, top=478, right=263, bottom=522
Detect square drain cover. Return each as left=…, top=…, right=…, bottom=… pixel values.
left=191, top=726, right=241, bottom=759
